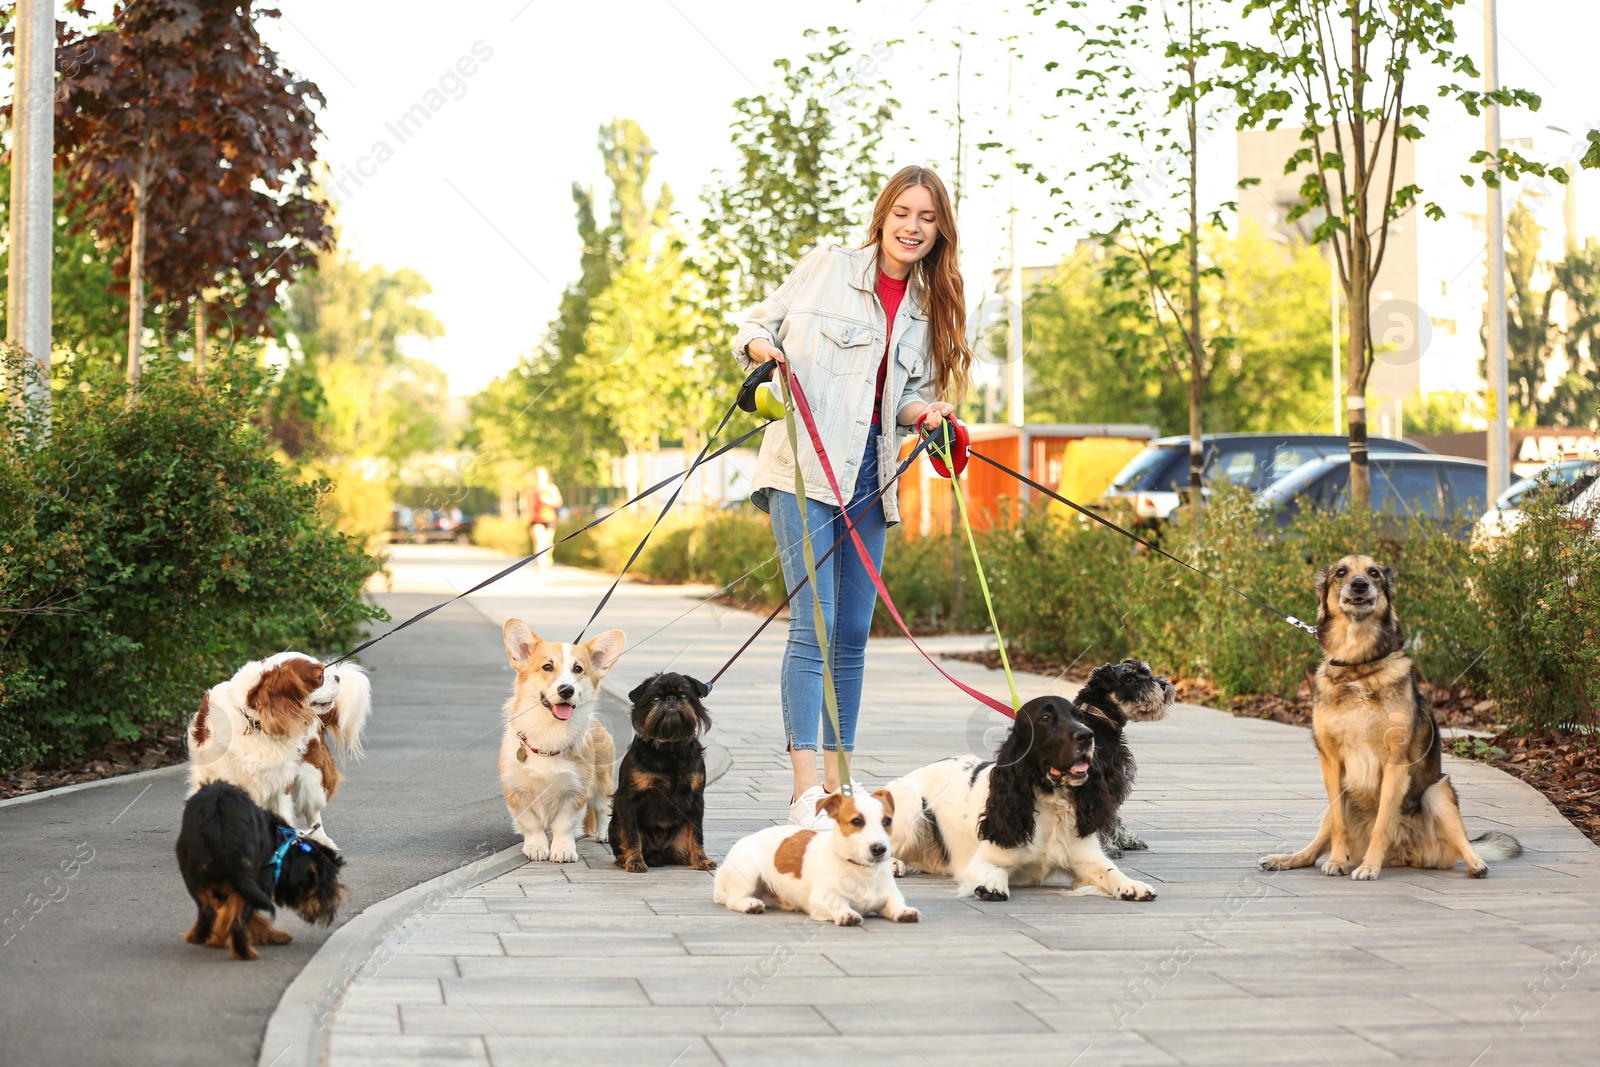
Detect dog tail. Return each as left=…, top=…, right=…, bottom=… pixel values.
left=324, top=664, right=371, bottom=761
left=1471, top=830, right=1522, bottom=861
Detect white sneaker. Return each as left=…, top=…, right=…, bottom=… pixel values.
left=788, top=785, right=833, bottom=830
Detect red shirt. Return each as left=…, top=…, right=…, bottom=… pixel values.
left=873, top=270, right=907, bottom=425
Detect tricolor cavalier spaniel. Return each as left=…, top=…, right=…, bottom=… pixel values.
left=886, top=693, right=1157, bottom=902
left=186, top=651, right=371, bottom=851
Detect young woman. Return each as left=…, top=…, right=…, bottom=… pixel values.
left=733, top=165, right=973, bottom=828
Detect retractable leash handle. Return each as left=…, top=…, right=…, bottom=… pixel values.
left=916, top=410, right=970, bottom=478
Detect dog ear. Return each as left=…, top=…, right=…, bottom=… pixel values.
left=1313, top=567, right=1331, bottom=624
left=584, top=629, right=627, bottom=675
left=627, top=676, right=652, bottom=704
left=1380, top=564, right=1397, bottom=601
left=873, top=788, right=895, bottom=818
left=691, top=676, right=710, bottom=699
left=817, top=792, right=844, bottom=818
left=981, top=707, right=1041, bottom=849
left=247, top=660, right=318, bottom=735
left=503, top=619, right=538, bottom=669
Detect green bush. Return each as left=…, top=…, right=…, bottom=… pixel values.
left=0, top=355, right=385, bottom=770
left=1474, top=488, right=1600, bottom=729
left=471, top=513, right=532, bottom=557
left=640, top=508, right=787, bottom=606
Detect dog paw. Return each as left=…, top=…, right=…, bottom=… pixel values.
left=891, top=858, right=907, bottom=877
left=738, top=899, right=764, bottom=914
left=619, top=854, right=648, bottom=874
left=693, top=857, right=718, bottom=873
left=1259, top=853, right=1294, bottom=871
left=1351, top=863, right=1381, bottom=881
left=1121, top=836, right=1149, bottom=852
left=891, top=907, right=921, bottom=923
left=834, top=910, right=864, bottom=927
left=1320, top=857, right=1348, bottom=877
left=1117, top=880, right=1157, bottom=902
left=973, top=884, right=1010, bottom=902
left=1467, top=862, right=1489, bottom=879
left=548, top=844, right=578, bottom=863
left=522, top=841, right=549, bottom=862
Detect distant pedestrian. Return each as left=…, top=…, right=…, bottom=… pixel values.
left=526, top=467, right=563, bottom=571
left=733, top=165, right=972, bottom=828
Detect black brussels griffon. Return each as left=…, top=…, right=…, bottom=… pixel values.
left=608, top=673, right=716, bottom=873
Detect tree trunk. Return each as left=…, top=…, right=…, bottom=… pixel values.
left=194, top=292, right=207, bottom=373
left=1345, top=7, right=1371, bottom=511
left=126, top=141, right=150, bottom=386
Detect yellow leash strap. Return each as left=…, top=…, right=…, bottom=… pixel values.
left=778, top=370, right=851, bottom=794
left=940, top=421, right=1022, bottom=713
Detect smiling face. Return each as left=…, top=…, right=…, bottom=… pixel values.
left=502, top=619, right=625, bottom=724
left=877, top=183, right=940, bottom=279
left=1319, top=554, right=1395, bottom=623
left=1016, top=696, right=1097, bottom=789
left=1314, top=554, right=1403, bottom=665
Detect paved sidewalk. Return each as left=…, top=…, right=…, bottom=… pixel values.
left=312, top=548, right=1600, bottom=1067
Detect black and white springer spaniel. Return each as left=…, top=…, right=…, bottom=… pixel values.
left=886, top=665, right=1171, bottom=902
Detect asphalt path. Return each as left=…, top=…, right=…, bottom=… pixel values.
left=0, top=589, right=631, bottom=1067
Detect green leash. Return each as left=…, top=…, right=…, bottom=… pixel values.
left=778, top=370, right=852, bottom=795
left=937, top=421, right=1021, bottom=713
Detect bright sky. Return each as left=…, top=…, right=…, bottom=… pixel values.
left=261, top=0, right=1600, bottom=397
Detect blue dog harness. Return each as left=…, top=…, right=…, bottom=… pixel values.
left=266, top=825, right=316, bottom=889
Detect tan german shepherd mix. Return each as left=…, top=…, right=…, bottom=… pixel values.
left=1260, top=555, right=1520, bottom=880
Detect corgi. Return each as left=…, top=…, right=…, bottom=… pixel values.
left=498, top=619, right=622, bottom=863
left=713, top=791, right=920, bottom=926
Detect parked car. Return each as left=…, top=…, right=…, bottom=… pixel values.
left=1102, top=432, right=1431, bottom=521
left=1472, top=458, right=1599, bottom=545
left=1254, top=452, right=1489, bottom=540
left=389, top=506, right=474, bottom=544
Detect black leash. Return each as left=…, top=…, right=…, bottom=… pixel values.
left=706, top=433, right=935, bottom=689
left=575, top=398, right=743, bottom=642
left=327, top=419, right=768, bottom=666
left=967, top=450, right=1320, bottom=641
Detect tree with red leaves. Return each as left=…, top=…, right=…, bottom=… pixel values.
left=51, top=0, right=330, bottom=382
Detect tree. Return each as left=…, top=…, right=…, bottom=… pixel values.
left=1481, top=199, right=1554, bottom=425
left=1035, top=0, right=1232, bottom=507
left=1548, top=238, right=1600, bottom=428
left=276, top=237, right=447, bottom=538
left=53, top=0, right=330, bottom=383
left=696, top=27, right=899, bottom=329
left=1220, top=0, right=1561, bottom=508
left=1026, top=223, right=1334, bottom=433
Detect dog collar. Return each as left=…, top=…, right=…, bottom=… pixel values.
left=516, top=731, right=563, bottom=760
left=1328, top=649, right=1400, bottom=669
left=266, top=825, right=316, bottom=888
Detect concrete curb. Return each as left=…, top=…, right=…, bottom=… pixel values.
left=255, top=843, right=528, bottom=1067
left=0, top=762, right=186, bottom=809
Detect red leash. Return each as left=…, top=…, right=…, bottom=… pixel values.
left=781, top=364, right=1016, bottom=719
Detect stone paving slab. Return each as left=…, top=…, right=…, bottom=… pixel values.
left=309, top=548, right=1600, bottom=1066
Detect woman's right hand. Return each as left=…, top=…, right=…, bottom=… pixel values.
left=748, top=338, right=785, bottom=365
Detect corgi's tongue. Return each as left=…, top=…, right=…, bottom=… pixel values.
left=549, top=703, right=574, bottom=721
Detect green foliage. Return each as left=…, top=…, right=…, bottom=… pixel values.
left=1472, top=484, right=1600, bottom=729
left=1404, top=389, right=1482, bottom=436
left=1448, top=737, right=1507, bottom=761
left=1026, top=223, right=1335, bottom=431
left=696, top=27, right=899, bottom=323
left=0, top=352, right=385, bottom=771
left=276, top=236, right=450, bottom=542
left=641, top=510, right=787, bottom=608
left=1546, top=238, right=1600, bottom=429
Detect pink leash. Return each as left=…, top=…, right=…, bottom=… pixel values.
left=781, top=363, right=1016, bottom=719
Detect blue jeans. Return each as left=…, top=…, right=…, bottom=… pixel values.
left=768, top=427, right=887, bottom=752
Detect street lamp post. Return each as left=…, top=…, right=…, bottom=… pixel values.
left=6, top=0, right=54, bottom=424
left=1484, top=0, right=1511, bottom=497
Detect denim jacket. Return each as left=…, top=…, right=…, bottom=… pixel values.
left=733, top=244, right=935, bottom=523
